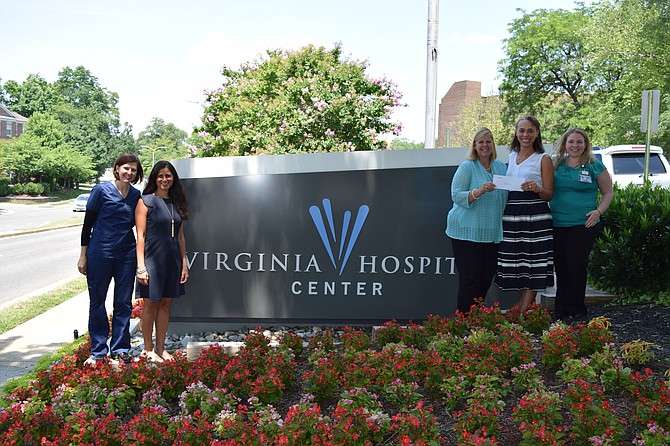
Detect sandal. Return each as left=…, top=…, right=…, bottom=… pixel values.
left=140, top=350, right=164, bottom=362
left=158, top=350, right=174, bottom=361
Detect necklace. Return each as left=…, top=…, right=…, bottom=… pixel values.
left=157, top=195, right=174, bottom=238
left=516, top=150, right=533, bottom=164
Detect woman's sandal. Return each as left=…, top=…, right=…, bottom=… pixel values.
left=140, top=350, right=164, bottom=363
left=158, top=350, right=174, bottom=361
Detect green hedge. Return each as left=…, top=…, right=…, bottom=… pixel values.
left=588, top=183, right=670, bottom=299
left=0, top=178, right=9, bottom=196
left=9, top=182, right=45, bottom=196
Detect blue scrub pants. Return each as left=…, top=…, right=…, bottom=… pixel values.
left=86, top=255, right=136, bottom=356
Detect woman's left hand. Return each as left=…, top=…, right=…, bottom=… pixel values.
left=180, top=270, right=189, bottom=284
left=521, top=180, right=540, bottom=193
left=137, top=271, right=149, bottom=285
left=585, top=210, right=600, bottom=228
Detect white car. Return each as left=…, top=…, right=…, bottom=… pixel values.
left=593, top=144, right=670, bottom=188
left=72, top=194, right=90, bottom=212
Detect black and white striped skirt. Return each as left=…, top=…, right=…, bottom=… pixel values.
left=495, top=191, right=554, bottom=291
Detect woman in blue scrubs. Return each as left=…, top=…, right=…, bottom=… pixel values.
left=77, top=153, right=144, bottom=365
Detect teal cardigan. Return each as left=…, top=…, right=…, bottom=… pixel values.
left=446, top=159, right=508, bottom=243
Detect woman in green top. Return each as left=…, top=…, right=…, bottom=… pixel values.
left=446, top=128, right=508, bottom=313
left=551, top=128, right=613, bottom=320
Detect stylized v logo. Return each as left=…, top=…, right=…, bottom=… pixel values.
left=309, top=198, right=369, bottom=275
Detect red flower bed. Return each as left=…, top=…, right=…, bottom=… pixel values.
left=1, top=302, right=669, bottom=444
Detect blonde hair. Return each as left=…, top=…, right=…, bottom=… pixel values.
left=553, top=127, right=595, bottom=167
left=466, top=127, right=497, bottom=161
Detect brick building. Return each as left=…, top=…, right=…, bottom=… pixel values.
left=0, top=103, right=27, bottom=140
left=437, top=80, right=482, bottom=147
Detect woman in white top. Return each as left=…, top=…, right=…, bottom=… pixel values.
left=495, top=115, right=554, bottom=313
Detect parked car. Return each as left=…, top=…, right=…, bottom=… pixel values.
left=593, top=144, right=670, bottom=188
left=72, top=194, right=90, bottom=212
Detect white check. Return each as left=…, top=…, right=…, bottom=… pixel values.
left=493, top=175, right=524, bottom=191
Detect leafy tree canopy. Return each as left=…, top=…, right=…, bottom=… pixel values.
left=389, top=139, right=423, bottom=150
left=497, top=1, right=670, bottom=150
left=451, top=95, right=510, bottom=148
left=0, top=74, right=61, bottom=118
left=54, top=66, right=119, bottom=123
left=498, top=8, right=590, bottom=139
left=137, top=117, right=188, bottom=168
left=190, top=43, right=404, bottom=157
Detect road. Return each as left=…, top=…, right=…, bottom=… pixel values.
left=0, top=201, right=84, bottom=307
left=0, top=202, right=82, bottom=235
left=0, top=226, right=82, bottom=306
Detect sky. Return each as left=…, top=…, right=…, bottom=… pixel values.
left=2, top=0, right=592, bottom=143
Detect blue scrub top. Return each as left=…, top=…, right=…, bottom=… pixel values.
left=86, top=181, right=141, bottom=259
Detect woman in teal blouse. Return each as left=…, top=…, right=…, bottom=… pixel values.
left=550, top=128, right=613, bottom=320
left=446, top=128, right=508, bottom=313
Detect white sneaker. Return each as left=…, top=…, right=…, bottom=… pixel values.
left=84, top=355, right=105, bottom=366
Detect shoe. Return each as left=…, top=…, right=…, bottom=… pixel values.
left=110, top=352, right=134, bottom=363
left=84, top=355, right=106, bottom=366
left=571, top=313, right=589, bottom=322
left=140, top=350, right=164, bottom=363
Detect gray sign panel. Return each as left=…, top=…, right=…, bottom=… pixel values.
left=169, top=149, right=496, bottom=330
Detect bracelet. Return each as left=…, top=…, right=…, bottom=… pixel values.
left=137, top=267, right=147, bottom=274
left=595, top=209, right=602, bottom=216
left=470, top=189, right=480, bottom=200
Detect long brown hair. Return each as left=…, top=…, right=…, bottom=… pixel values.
left=143, top=160, right=189, bottom=219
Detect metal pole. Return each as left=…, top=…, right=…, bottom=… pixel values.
left=140, top=145, right=166, bottom=169
left=424, top=0, right=439, bottom=148
left=644, top=90, right=653, bottom=183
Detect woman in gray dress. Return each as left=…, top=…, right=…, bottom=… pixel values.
left=136, top=160, right=189, bottom=361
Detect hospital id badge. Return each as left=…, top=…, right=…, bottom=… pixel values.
left=579, top=170, right=592, bottom=183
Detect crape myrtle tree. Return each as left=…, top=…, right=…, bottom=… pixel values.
left=189, top=43, right=404, bottom=157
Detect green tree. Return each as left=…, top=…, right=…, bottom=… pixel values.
left=137, top=117, right=188, bottom=167
left=54, top=66, right=129, bottom=172
left=451, top=95, right=509, bottom=148
left=389, top=139, right=423, bottom=150
left=582, top=0, right=670, bottom=150
left=191, top=43, right=404, bottom=157
left=50, top=103, right=117, bottom=175
left=0, top=135, right=42, bottom=184
left=5, top=112, right=95, bottom=188
left=498, top=8, right=593, bottom=142
left=0, top=74, right=61, bottom=118
left=54, top=66, right=119, bottom=120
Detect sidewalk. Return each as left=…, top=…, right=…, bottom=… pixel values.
left=0, top=291, right=91, bottom=387
left=0, top=285, right=132, bottom=388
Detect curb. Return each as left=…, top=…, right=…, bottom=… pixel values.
left=0, top=223, right=82, bottom=239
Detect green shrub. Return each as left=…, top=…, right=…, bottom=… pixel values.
left=9, top=183, right=23, bottom=195
left=588, top=183, right=670, bottom=297
left=0, top=178, right=9, bottom=196
left=22, top=182, right=45, bottom=196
